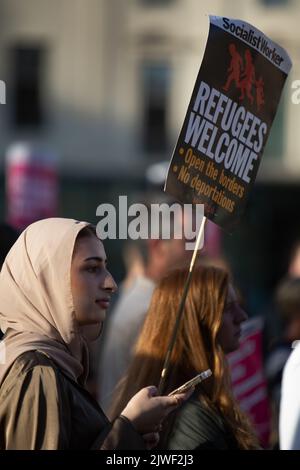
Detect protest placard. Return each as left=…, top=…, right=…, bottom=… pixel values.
left=165, top=15, right=292, bottom=231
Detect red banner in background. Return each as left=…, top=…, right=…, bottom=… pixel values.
left=6, top=143, right=58, bottom=231
left=204, top=219, right=222, bottom=258
left=228, top=316, right=271, bottom=448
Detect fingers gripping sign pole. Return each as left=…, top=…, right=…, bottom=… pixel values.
left=158, top=216, right=207, bottom=395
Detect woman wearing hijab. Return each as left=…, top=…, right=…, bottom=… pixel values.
left=110, top=266, right=260, bottom=449
left=0, top=218, right=188, bottom=450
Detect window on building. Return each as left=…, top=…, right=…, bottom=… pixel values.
left=142, top=62, right=170, bottom=154
left=11, top=46, right=45, bottom=127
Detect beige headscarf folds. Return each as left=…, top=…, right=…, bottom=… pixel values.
left=0, top=218, right=92, bottom=387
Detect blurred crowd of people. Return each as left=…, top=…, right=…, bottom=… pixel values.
left=0, top=211, right=300, bottom=450
left=94, top=216, right=300, bottom=450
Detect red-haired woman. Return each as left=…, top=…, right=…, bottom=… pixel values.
left=110, top=265, right=259, bottom=450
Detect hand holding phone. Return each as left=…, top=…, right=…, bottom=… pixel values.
left=168, top=369, right=212, bottom=396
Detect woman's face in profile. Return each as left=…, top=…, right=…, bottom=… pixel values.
left=71, top=235, right=117, bottom=340
left=217, top=284, right=247, bottom=353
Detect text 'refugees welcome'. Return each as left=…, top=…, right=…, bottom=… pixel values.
left=184, top=81, right=268, bottom=184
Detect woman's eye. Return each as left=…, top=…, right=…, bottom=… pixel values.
left=87, top=266, right=100, bottom=273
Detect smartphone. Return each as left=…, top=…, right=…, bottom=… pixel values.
left=168, top=369, right=212, bottom=396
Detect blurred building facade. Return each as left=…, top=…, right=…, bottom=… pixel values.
left=0, top=0, right=299, bottom=302
left=0, top=0, right=299, bottom=179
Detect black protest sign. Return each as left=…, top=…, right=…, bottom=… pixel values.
left=165, top=16, right=292, bottom=231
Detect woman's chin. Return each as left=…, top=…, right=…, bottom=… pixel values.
left=80, top=322, right=103, bottom=341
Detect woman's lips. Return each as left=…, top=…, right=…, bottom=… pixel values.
left=96, top=299, right=110, bottom=309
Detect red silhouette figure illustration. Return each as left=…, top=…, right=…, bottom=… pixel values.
left=255, top=76, right=265, bottom=111
left=223, top=44, right=265, bottom=110
left=239, top=49, right=255, bottom=104
left=223, top=43, right=243, bottom=92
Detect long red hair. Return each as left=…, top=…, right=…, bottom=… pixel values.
left=110, top=265, right=258, bottom=449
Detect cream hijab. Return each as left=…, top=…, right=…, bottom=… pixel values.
left=0, top=217, right=92, bottom=387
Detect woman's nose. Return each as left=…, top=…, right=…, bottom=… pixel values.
left=103, top=270, right=118, bottom=292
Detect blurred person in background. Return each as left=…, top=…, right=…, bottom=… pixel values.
left=98, top=203, right=191, bottom=411
left=287, top=241, right=300, bottom=277
left=263, top=239, right=300, bottom=356
left=110, top=265, right=259, bottom=450
left=119, top=240, right=147, bottom=293
left=265, top=277, right=300, bottom=448
left=273, top=277, right=300, bottom=450
left=87, top=239, right=147, bottom=398
left=0, top=218, right=191, bottom=449
left=279, top=339, right=300, bottom=450
left=275, top=277, right=300, bottom=346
